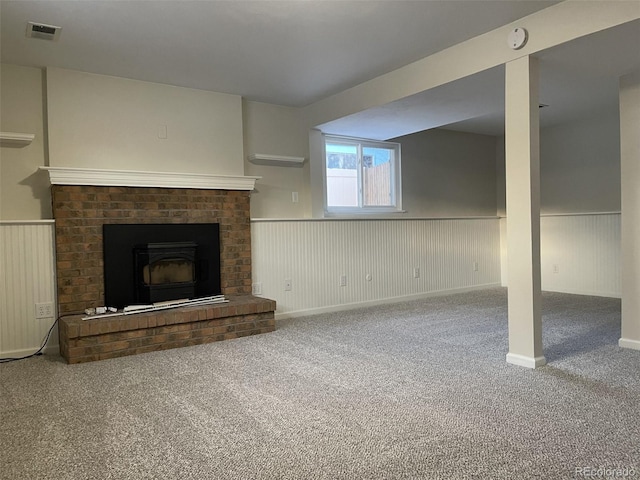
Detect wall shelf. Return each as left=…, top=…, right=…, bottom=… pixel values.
left=0, top=132, right=35, bottom=147
left=248, top=154, right=306, bottom=168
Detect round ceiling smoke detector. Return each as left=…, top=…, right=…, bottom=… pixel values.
left=507, top=27, right=528, bottom=50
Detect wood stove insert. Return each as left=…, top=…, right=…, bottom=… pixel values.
left=134, top=241, right=198, bottom=304
left=103, top=223, right=221, bottom=308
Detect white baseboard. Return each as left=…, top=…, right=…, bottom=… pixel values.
left=0, top=343, right=59, bottom=360
left=619, top=338, right=640, bottom=351
left=506, top=353, right=547, bottom=369
left=542, top=287, right=621, bottom=299
left=501, top=284, right=621, bottom=299
left=274, top=283, right=502, bottom=320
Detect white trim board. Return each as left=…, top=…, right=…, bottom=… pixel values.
left=541, top=288, right=621, bottom=299
left=619, top=338, right=640, bottom=351
left=0, top=220, right=55, bottom=225
left=272, top=284, right=501, bottom=320
left=506, top=353, right=547, bottom=369
left=0, top=344, right=59, bottom=361
left=40, top=166, right=261, bottom=191
left=251, top=216, right=500, bottom=223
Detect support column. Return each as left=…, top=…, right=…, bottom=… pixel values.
left=505, top=56, right=545, bottom=368
left=619, top=71, right=640, bottom=351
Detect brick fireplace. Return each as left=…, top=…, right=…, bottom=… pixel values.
left=45, top=168, right=275, bottom=363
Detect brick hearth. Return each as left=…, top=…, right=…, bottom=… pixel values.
left=59, top=295, right=275, bottom=364
left=50, top=183, right=276, bottom=363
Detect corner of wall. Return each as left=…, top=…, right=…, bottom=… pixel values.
left=0, top=63, right=50, bottom=220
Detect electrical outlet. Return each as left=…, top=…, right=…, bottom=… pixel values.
left=252, top=282, right=262, bottom=295
left=339, top=275, right=347, bottom=287
left=413, top=267, right=420, bottom=278
left=553, top=264, right=559, bottom=274
left=473, top=261, right=479, bottom=272
left=284, top=278, right=292, bottom=291
left=35, top=302, right=54, bottom=319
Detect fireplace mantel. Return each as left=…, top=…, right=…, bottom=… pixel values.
left=40, top=166, right=260, bottom=190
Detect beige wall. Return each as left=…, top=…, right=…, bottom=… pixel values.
left=539, top=109, right=621, bottom=214
left=46, top=67, right=244, bottom=176
left=0, top=64, right=50, bottom=220
left=3, top=2, right=637, bottom=222
left=497, top=108, right=621, bottom=216
left=392, top=128, right=497, bottom=217
left=242, top=100, right=311, bottom=218
left=0, top=68, right=627, bottom=224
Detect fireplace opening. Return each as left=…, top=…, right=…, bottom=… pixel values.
left=104, top=224, right=221, bottom=308
left=134, top=242, right=197, bottom=304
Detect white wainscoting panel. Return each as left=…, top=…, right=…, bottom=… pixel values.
left=252, top=218, right=501, bottom=317
left=499, top=214, right=621, bottom=297
left=540, top=214, right=621, bottom=297
left=0, top=221, right=58, bottom=358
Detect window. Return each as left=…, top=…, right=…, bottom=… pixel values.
left=324, top=135, right=401, bottom=214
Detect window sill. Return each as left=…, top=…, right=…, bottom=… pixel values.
left=324, top=209, right=407, bottom=219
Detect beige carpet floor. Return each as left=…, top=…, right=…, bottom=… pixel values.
left=1, top=288, right=638, bottom=479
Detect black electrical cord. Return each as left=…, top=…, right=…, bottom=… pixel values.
left=0, top=316, right=60, bottom=363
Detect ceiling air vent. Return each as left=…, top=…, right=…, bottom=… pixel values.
left=25, top=22, right=62, bottom=41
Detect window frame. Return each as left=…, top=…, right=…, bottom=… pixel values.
left=323, top=134, right=402, bottom=215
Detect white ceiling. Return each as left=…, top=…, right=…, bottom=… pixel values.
left=1, top=1, right=638, bottom=139
left=320, top=19, right=640, bottom=139
left=1, top=0, right=557, bottom=107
